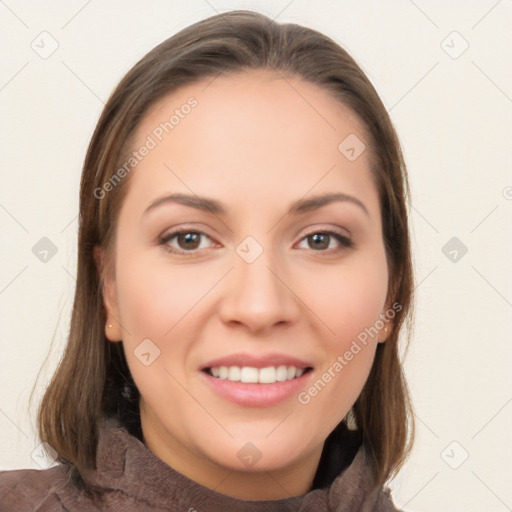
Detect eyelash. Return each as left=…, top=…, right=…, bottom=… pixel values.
left=159, top=228, right=354, bottom=257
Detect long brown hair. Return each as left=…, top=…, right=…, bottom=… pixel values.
left=34, top=9, right=415, bottom=493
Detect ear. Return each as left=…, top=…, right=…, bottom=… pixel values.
left=377, top=302, right=395, bottom=344
left=94, top=245, right=123, bottom=342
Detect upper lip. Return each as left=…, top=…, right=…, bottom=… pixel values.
left=200, top=352, right=314, bottom=371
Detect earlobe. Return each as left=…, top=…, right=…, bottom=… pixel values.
left=378, top=324, right=391, bottom=344
left=94, top=245, right=123, bottom=342
left=378, top=299, right=396, bottom=343
left=378, top=310, right=394, bottom=344
left=105, top=320, right=123, bottom=342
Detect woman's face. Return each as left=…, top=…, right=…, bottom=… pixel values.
left=100, top=69, right=392, bottom=497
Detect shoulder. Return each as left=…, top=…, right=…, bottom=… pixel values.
left=0, top=465, right=82, bottom=512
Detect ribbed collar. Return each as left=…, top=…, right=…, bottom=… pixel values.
left=81, top=419, right=392, bottom=512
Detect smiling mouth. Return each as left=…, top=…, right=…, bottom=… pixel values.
left=203, top=365, right=313, bottom=384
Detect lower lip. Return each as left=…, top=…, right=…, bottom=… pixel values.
left=200, top=370, right=313, bottom=407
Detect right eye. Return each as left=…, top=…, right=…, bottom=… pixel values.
left=159, top=230, right=218, bottom=255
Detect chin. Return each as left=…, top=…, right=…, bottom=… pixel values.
left=201, top=435, right=307, bottom=472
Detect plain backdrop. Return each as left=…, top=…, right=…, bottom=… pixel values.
left=1, top=1, right=511, bottom=511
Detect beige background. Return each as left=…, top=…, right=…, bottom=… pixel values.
left=1, top=1, right=511, bottom=510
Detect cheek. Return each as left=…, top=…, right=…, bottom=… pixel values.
left=297, top=283, right=384, bottom=429
left=306, top=253, right=388, bottom=345
left=113, top=252, right=201, bottom=406
left=114, top=249, right=213, bottom=340
left=113, top=248, right=222, bottom=401
left=297, top=251, right=387, bottom=412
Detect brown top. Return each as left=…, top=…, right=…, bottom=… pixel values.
left=0, top=419, right=402, bottom=511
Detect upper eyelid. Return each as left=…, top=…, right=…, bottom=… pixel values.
left=161, top=227, right=216, bottom=242
left=299, top=224, right=351, bottom=238
left=161, top=224, right=351, bottom=237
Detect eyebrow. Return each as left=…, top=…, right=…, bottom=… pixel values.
left=143, top=192, right=369, bottom=217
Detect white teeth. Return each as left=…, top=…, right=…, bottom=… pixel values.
left=240, top=367, right=259, bottom=383
left=208, top=365, right=308, bottom=384
left=259, top=366, right=276, bottom=383
left=276, top=365, right=288, bottom=382
left=228, top=366, right=241, bottom=381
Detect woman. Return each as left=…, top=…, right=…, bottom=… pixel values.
left=0, top=10, right=414, bottom=511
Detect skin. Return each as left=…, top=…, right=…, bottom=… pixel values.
left=96, top=69, right=393, bottom=500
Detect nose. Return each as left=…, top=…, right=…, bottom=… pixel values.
left=218, top=249, right=300, bottom=334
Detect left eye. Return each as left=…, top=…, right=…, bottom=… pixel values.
left=296, top=231, right=353, bottom=251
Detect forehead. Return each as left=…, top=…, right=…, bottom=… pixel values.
left=122, top=69, right=379, bottom=219
left=138, top=68, right=369, bottom=150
